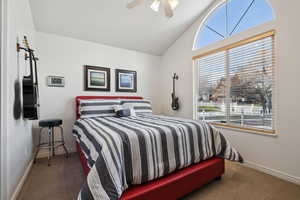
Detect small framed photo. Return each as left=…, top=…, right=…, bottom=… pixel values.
left=84, top=65, right=110, bottom=91
left=47, top=76, right=65, bottom=87
left=115, top=69, right=137, bottom=92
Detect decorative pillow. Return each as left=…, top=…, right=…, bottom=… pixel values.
left=120, top=99, right=152, bottom=113
left=114, top=105, right=136, bottom=117
left=116, top=109, right=131, bottom=117
left=79, top=99, right=121, bottom=118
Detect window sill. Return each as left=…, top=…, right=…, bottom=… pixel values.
left=209, top=122, right=276, bottom=136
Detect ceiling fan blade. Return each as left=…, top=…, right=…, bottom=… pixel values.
left=127, top=0, right=145, bottom=9
left=164, top=0, right=173, bottom=18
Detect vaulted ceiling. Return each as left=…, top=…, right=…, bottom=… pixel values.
left=29, top=0, right=213, bottom=55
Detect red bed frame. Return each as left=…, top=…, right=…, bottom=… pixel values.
left=75, top=96, right=225, bottom=200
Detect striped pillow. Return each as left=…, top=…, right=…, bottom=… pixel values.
left=79, top=99, right=121, bottom=118
left=120, top=99, right=152, bottom=113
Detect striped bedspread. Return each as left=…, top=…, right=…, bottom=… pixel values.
left=73, top=114, right=243, bottom=200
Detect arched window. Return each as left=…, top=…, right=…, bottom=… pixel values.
left=193, top=0, right=276, bottom=134
left=194, top=0, right=275, bottom=49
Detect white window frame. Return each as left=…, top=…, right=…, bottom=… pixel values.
left=193, top=29, right=276, bottom=135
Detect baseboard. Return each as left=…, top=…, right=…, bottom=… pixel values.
left=10, top=160, right=33, bottom=200
left=243, top=160, right=300, bottom=185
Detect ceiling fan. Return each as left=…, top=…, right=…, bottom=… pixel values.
left=127, top=0, right=179, bottom=18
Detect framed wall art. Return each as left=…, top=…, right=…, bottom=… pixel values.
left=84, top=65, right=110, bottom=91
left=115, top=69, right=137, bottom=92
left=47, top=76, right=65, bottom=87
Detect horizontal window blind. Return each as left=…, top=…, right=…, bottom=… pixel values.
left=197, top=52, right=227, bottom=123
left=195, top=31, right=275, bottom=131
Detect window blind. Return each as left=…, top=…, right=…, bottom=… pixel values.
left=197, top=52, right=227, bottom=123
left=195, top=32, right=275, bottom=131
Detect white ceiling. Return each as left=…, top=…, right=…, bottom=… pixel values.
left=29, top=0, right=213, bottom=55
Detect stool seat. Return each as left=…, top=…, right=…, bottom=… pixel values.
left=39, top=119, right=62, bottom=127
left=34, top=118, right=68, bottom=166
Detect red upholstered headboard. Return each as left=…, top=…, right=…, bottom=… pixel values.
left=75, top=96, right=143, bottom=119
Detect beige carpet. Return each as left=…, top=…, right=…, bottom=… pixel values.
left=18, top=154, right=300, bottom=200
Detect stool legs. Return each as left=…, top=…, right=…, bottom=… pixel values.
left=48, top=127, right=52, bottom=166
left=33, top=128, right=44, bottom=164
left=34, top=125, right=69, bottom=166
left=52, top=127, right=55, bottom=156
left=59, top=126, right=69, bottom=158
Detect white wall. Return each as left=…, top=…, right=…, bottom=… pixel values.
left=4, top=0, right=36, bottom=199
left=161, top=0, right=300, bottom=183
left=36, top=32, right=162, bottom=153
left=4, top=0, right=300, bottom=199
left=0, top=0, right=7, bottom=199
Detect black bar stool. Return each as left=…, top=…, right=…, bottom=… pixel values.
left=34, top=119, right=69, bottom=166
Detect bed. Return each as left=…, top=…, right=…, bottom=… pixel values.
left=74, top=96, right=243, bottom=200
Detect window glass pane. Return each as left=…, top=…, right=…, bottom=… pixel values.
left=195, top=3, right=226, bottom=48
left=228, top=36, right=273, bottom=129
left=195, top=27, right=224, bottom=49
left=230, top=0, right=275, bottom=35
left=228, top=0, right=255, bottom=33
left=198, top=52, right=227, bottom=123
left=194, top=0, right=275, bottom=49
left=205, top=4, right=227, bottom=37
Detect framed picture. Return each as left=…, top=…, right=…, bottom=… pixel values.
left=47, top=76, right=65, bottom=87
left=115, top=69, right=137, bottom=92
left=84, top=65, right=110, bottom=91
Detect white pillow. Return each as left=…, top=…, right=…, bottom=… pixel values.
left=79, top=99, right=121, bottom=118
left=120, top=99, right=152, bottom=113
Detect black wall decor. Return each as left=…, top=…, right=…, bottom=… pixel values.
left=84, top=65, right=110, bottom=91
left=171, top=73, right=179, bottom=110
left=18, top=36, right=40, bottom=120
left=115, top=69, right=137, bottom=92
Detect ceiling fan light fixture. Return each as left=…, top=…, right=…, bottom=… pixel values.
left=169, top=0, right=179, bottom=10
left=151, top=0, right=161, bottom=12
left=127, top=0, right=179, bottom=17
